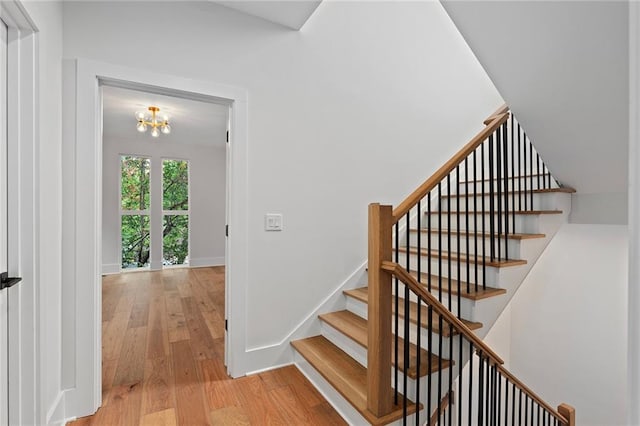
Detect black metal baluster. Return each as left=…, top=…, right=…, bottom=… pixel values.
left=523, top=127, right=527, bottom=211
left=447, top=174, right=452, bottom=313
left=427, top=303, right=433, bottom=426
left=497, top=370, right=502, bottom=426
left=511, top=115, right=516, bottom=234
left=529, top=141, right=534, bottom=209
left=530, top=399, right=534, bottom=426
left=403, top=212, right=411, bottom=423
left=512, top=383, right=516, bottom=426
left=395, top=222, right=400, bottom=404
left=448, top=323, right=453, bottom=426
left=537, top=152, right=541, bottom=190
left=504, top=372, right=509, bottom=426
left=524, top=396, right=529, bottom=426
left=486, top=358, right=491, bottom=426
left=473, top=149, right=479, bottom=291
left=468, top=341, right=474, bottom=426
left=458, top=332, right=463, bottom=425
left=456, top=167, right=461, bottom=317
left=489, top=134, right=496, bottom=261
left=503, top=123, right=510, bottom=260
left=417, top=201, right=422, bottom=283
left=519, top=389, right=523, bottom=426
left=416, top=202, right=422, bottom=426
left=439, top=183, right=443, bottom=305
left=465, top=159, right=470, bottom=293
left=438, top=315, right=443, bottom=426
left=496, top=127, right=503, bottom=261
left=428, top=195, right=432, bottom=292
left=478, top=352, right=485, bottom=426
left=537, top=404, right=541, bottom=425
left=481, top=142, right=487, bottom=289
left=518, top=123, right=522, bottom=211
left=415, top=295, right=422, bottom=426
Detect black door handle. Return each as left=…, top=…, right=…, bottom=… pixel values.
left=0, top=271, right=21, bottom=290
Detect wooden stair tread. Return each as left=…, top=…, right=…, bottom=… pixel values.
left=319, top=310, right=452, bottom=378
left=291, top=336, right=420, bottom=425
left=409, top=228, right=545, bottom=240
left=440, top=187, right=576, bottom=198
left=427, top=209, right=563, bottom=215
left=408, top=271, right=506, bottom=301
left=344, top=287, right=483, bottom=336
left=397, top=247, right=527, bottom=268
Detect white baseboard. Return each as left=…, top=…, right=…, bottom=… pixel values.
left=101, top=263, right=120, bottom=275
left=190, top=256, right=225, bottom=267
left=46, top=390, right=68, bottom=426
left=238, top=260, right=368, bottom=374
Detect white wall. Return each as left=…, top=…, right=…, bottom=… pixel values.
left=485, top=224, right=628, bottom=425
left=20, top=0, right=65, bottom=424
left=442, top=1, right=629, bottom=225
left=102, top=135, right=226, bottom=273
left=62, top=0, right=502, bottom=363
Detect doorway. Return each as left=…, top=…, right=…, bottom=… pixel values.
left=64, top=61, right=249, bottom=418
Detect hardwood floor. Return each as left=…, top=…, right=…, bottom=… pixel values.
left=68, top=267, right=345, bottom=425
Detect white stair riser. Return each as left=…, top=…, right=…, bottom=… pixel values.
left=441, top=192, right=568, bottom=211
left=393, top=286, right=474, bottom=319
left=396, top=252, right=501, bottom=286
left=454, top=178, right=558, bottom=195
left=405, top=232, right=521, bottom=257
left=345, top=296, right=456, bottom=359
left=425, top=212, right=543, bottom=234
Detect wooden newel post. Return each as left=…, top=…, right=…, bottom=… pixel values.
left=558, top=403, right=575, bottom=426
left=367, top=203, right=394, bottom=417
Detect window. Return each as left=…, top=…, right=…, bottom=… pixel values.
left=120, top=156, right=151, bottom=269
left=162, top=159, right=189, bottom=266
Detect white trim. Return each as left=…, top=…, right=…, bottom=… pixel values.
left=189, top=257, right=225, bottom=268
left=101, top=264, right=120, bottom=275
left=45, top=390, right=67, bottom=426
left=240, top=261, right=368, bottom=373
left=2, top=3, right=38, bottom=424
left=629, top=2, right=640, bottom=424
left=63, top=58, right=249, bottom=419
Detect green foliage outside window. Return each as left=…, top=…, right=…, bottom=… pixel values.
left=120, top=157, right=190, bottom=269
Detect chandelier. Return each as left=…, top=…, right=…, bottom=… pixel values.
left=135, top=106, right=171, bottom=137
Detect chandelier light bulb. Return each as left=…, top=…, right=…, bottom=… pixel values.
left=135, top=106, right=170, bottom=138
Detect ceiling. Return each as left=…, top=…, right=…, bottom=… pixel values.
left=213, top=0, right=322, bottom=30
left=102, top=85, right=229, bottom=148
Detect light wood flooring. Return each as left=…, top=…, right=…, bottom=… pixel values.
left=68, top=267, right=345, bottom=425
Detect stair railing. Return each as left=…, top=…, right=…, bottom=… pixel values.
left=366, top=105, right=574, bottom=423
left=382, top=261, right=574, bottom=426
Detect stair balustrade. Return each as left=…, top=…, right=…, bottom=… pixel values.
left=367, top=105, right=575, bottom=425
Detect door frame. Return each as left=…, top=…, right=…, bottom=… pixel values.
left=62, top=59, right=249, bottom=418
left=0, top=2, right=38, bottom=425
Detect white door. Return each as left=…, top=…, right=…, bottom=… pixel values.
left=0, top=18, right=8, bottom=426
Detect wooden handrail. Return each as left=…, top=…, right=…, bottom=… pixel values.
left=483, top=103, right=509, bottom=125
left=496, top=364, right=570, bottom=425
left=392, top=111, right=510, bottom=223
left=380, top=261, right=504, bottom=365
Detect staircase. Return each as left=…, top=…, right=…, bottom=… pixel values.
left=291, top=105, right=577, bottom=425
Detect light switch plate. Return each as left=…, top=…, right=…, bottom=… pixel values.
left=265, top=213, right=283, bottom=231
